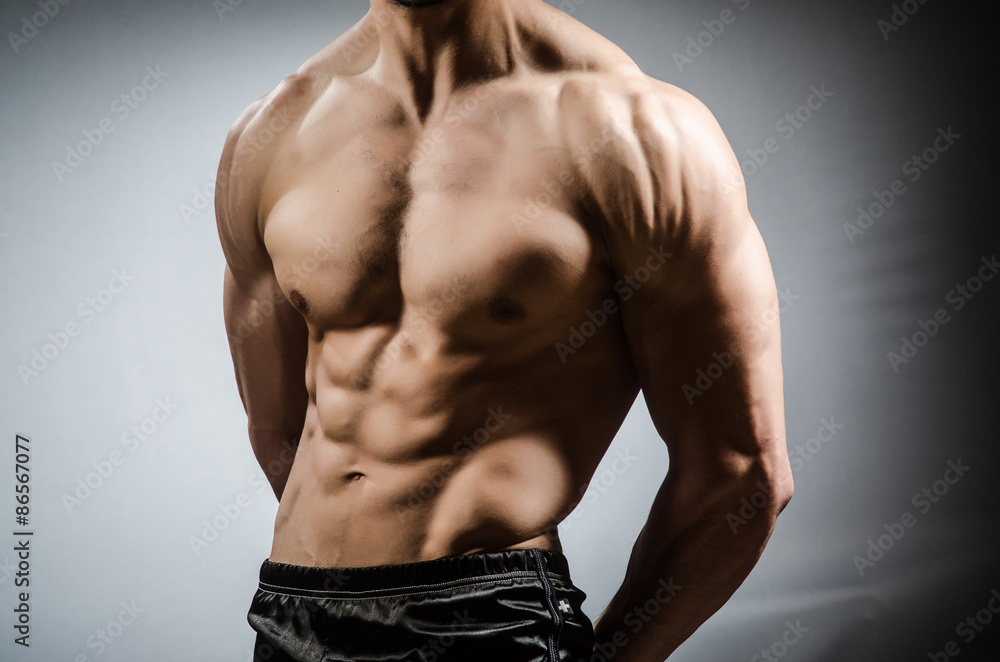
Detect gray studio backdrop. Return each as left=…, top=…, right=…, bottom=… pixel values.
left=1, top=0, right=997, bottom=660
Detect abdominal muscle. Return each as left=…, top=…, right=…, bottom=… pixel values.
left=269, top=429, right=570, bottom=568
left=268, top=335, right=591, bottom=568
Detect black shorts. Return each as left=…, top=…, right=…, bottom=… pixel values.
left=247, top=548, right=596, bottom=662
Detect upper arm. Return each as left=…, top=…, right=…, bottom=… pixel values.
left=214, top=92, right=309, bottom=433
left=216, top=94, right=268, bottom=282
left=593, top=82, right=789, bottom=490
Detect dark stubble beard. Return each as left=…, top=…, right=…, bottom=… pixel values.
left=388, top=0, right=454, bottom=7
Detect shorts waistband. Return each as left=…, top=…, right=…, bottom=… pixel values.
left=259, top=548, right=571, bottom=595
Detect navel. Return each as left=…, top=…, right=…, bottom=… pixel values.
left=488, top=297, right=527, bottom=325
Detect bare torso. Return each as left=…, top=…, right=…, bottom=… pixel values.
left=228, top=3, right=671, bottom=567
left=219, top=7, right=794, bottom=656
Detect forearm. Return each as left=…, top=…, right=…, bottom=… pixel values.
left=223, top=267, right=310, bottom=501
left=592, top=468, right=791, bottom=661
left=249, top=427, right=301, bottom=501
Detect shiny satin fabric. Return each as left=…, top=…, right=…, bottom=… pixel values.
left=248, top=548, right=596, bottom=662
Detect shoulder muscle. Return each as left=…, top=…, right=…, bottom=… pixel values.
left=215, top=73, right=317, bottom=283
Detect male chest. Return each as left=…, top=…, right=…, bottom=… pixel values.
left=258, top=91, right=610, bottom=341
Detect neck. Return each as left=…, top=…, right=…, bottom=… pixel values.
left=368, top=0, right=516, bottom=118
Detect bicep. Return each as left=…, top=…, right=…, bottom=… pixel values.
left=610, top=88, right=786, bottom=478
left=622, top=214, right=784, bottom=475
left=222, top=264, right=309, bottom=428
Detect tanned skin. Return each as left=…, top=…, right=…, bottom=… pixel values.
left=215, top=0, right=793, bottom=658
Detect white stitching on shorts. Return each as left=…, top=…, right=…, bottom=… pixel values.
left=258, top=570, right=542, bottom=600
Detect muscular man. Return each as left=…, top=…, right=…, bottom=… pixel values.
left=216, top=1, right=793, bottom=660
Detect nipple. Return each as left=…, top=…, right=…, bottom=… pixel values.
left=289, top=289, right=310, bottom=315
